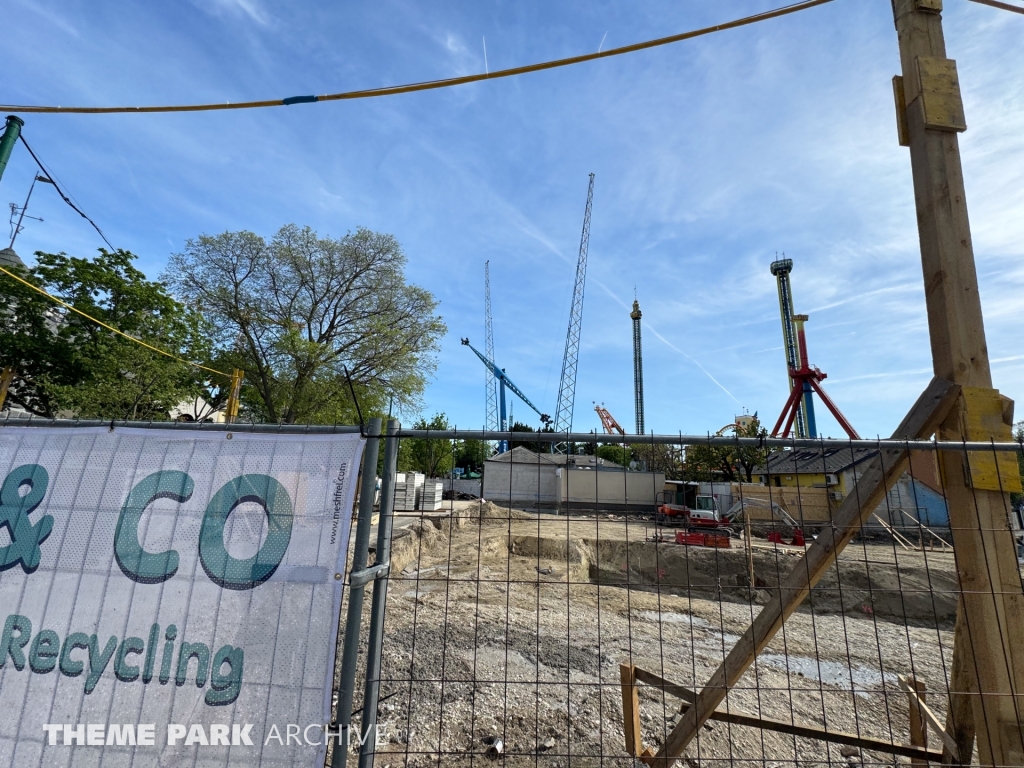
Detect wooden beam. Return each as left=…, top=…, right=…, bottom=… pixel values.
left=872, top=512, right=916, bottom=551
left=899, top=675, right=959, bottom=762
left=620, top=664, right=645, bottom=757
left=942, top=603, right=977, bottom=764
left=893, top=0, right=1024, bottom=762
left=0, top=367, right=14, bottom=411
left=651, top=377, right=960, bottom=766
left=967, top=0, right=1024, bottom=15
left=632, top=666, right=943, bottom=763
left=903, top=675, right=930, bottom=767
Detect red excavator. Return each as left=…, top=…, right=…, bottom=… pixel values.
left=655, top=493, right=733, bottom=548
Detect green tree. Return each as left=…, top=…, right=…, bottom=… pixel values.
left=682, top=417, right=768, bottom=484
left=596, top=444, right=631, bottom=467
left=0, top=249, right=208, bottom=419
left=683, top=443, right=737, bottom=482
left=632, top=443, right=683, bottom=479
left=454, top=439, right=489, bottom=473
left=508, top=421, right=555, bottom=454
left=398, top=412, right=455, bottom=477
left=164, top=225, right=446, bottom=424
left=733, top=416, right=770, bottom=483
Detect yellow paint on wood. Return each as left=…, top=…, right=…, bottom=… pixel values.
left=0, top=367, right=14, bottom=411
left=915, top=56, right=967, bottom=132
left=959, top=387, right=1022, bottom=493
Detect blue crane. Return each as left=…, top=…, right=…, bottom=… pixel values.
left=461, top=338, right=551, bottom=453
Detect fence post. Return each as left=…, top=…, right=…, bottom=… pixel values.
left=332, top=417, right=383, bottom=768
left=358, top=417, right=400, bottom=767
left=907, top=676, right=928, bottom=768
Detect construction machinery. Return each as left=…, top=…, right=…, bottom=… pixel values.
left=594, top=403, right=625, bottom=436
left=461, top=338, right=551, bottom=453
left=553, top=173, right=594, bottom=453
left=769, top=258, right=859, bottom=440
left=655, top=492, right=729, bottom=529
left=654, top=480, right=732, bottom=546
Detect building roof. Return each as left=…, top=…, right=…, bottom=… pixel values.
left=545, top=454, right=621, bottom=469
left=485, top=446, right=559, bottom=465
left=0, top=248, right=27, bottom=270
left=754, top=447, right=878, bottom=476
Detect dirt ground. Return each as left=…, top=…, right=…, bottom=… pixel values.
left=339, top=501, right=966, bottom=767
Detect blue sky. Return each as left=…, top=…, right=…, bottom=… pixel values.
left=4, top=0, right=1023, bottom=437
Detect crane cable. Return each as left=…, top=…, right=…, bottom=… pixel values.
left=0, top=263, right=231, bottom=379
left=1, top=0, right=835, bottom=116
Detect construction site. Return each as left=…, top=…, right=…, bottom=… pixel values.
left=330, top=3, right=1024, bottom=766
left=1, top=2, right=1023, bottom=768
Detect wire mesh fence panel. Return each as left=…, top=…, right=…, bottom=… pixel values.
left=353, top=431, right=1024, bottom=768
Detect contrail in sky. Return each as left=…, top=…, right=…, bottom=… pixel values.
left=591, top=280, right=741, bottom=405
left=505, top=198, right=741, bottom=405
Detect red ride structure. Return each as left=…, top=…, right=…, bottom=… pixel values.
left=770, top=313, right=860, bottom=439
left=594, top=403, right=625, bottom=436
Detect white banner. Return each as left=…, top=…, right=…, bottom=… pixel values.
left=0, top=426, right=364, bottom=767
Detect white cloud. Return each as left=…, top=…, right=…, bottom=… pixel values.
left=190, top=0, right=268, bottom=25
left=12, top=0, right=79, bottom=37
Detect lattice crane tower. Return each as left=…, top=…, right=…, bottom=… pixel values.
left=553, top=173, right=594, bottom=454
left=631, top=298, right=645, bottom=435
left=483, top=261, right=499, bottom=432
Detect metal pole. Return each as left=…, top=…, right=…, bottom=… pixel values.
left=358, top=418, right=400, bottom=768
left=498, top=379, right=508, bottom=453
left=332, top=417, right=383, bottom=768
left=9, top=173, right=37, bottom=249
left=0, top=116, right=24, bottom=186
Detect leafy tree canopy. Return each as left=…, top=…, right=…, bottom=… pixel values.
left=595, top=444, right=631, bottom=467
left=454, top=439, right=489, bottom=473
left=0, top=249, right=208, bottom=420
left=683, top=416, right=768, bottom=483
left=165, top=225, right=446, bottom=424
left=508, top=421, right=555, bottom=454
left=398, top=412, right=454, bottom=477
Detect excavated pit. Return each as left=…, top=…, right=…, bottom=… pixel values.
left=365, top=504, right=963, bottom=765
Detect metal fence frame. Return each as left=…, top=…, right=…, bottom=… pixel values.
left=3, top=416, right=1022, bottom=767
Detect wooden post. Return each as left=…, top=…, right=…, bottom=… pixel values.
left=223, top=368, right=244, bottom=424
left=943, top=603, right=977, bottom=764
left=652, top=379, right=960, bottom=765
left=744, top=513, right=755, bottom=591
left=633, top=665, right=943, bottom=762
left=0, top=367, right=14, bottom=411
left=892, top=1, right=1024, bottom=763
left=620, top=663, right=644, bottom=758
left=906, top=676, right=928, bottom=768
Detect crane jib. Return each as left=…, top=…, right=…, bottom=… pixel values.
left=460, top=338, right=547, bottom=421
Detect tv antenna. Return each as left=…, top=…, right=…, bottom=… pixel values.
left=9, top=174, right=53, bottom=248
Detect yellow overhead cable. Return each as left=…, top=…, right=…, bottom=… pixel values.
left=2, top=0, right=835, bottom=115
left=0, top=264, right=231, bottom=379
